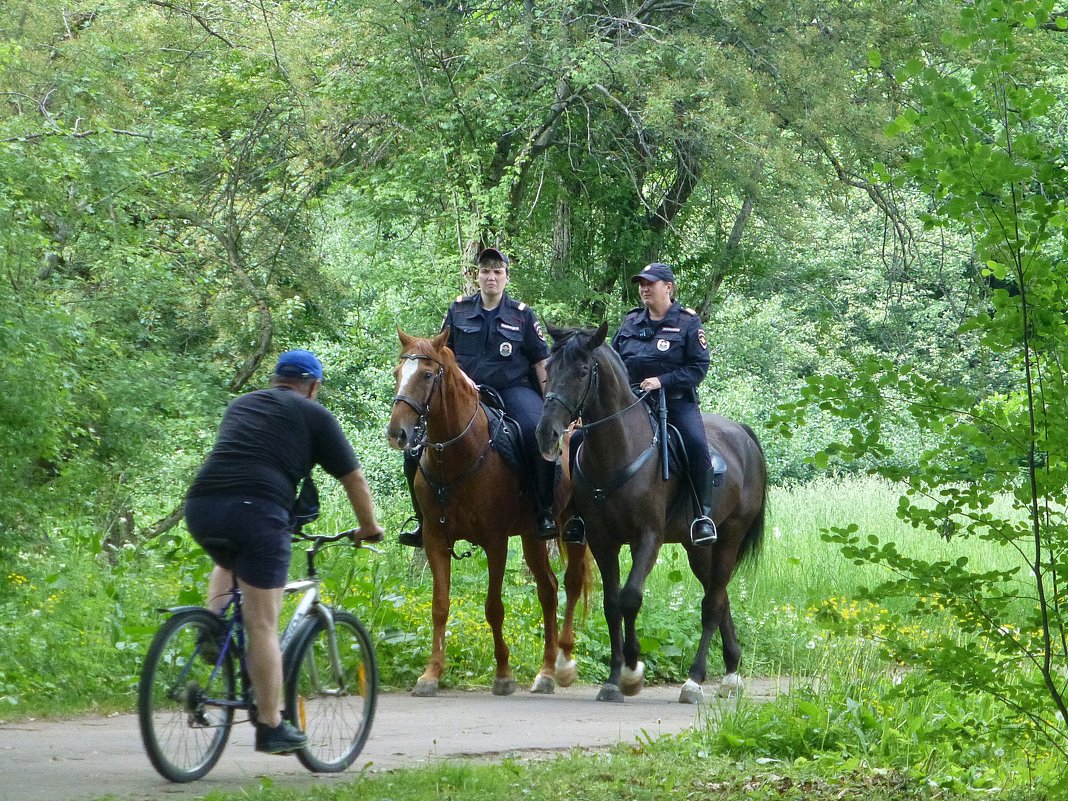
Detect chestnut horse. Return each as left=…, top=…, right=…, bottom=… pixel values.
left=386, top=327, right=589, bottom=697
left=535, top=323, right=767, bottom=703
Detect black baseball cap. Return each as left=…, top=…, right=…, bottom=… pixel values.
left=630, top=263, right=675, bottom=283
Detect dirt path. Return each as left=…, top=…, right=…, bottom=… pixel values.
left=0, top=679, right=790, bottom=801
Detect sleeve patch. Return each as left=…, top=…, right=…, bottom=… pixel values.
left=697, top=329, right=708, bottom=350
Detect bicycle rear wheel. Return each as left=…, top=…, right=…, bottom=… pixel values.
left=285, top=609, right=377, bottom=772
left=138, top=608, right=235, bottom=782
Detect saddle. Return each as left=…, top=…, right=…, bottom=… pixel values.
left=478, top=386, right=528, bottom=480
left=663, top=422, right=727, bottom=486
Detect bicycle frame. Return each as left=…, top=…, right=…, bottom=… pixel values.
left=279, top=540, right=345, bottom=686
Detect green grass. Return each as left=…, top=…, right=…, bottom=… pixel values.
left=0, top=477, right=1022, bottom=714
left=4, top=477, right=1061, bottom=797
left=89, top=742, right=1052, bottom=801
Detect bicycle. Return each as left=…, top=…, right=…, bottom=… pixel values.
left=138, top=530, right=379, bottom=783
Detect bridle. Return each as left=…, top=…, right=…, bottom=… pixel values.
left=392, top=353, right=445, bottom=450
left=544, top=356, right=598, bottom=423
left=544, top=352, right=648, bottom=432
left=392, top=350, right=500, bottom=559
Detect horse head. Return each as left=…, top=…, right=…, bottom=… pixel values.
left=387, top=326, right=454, bottom=451
left=536, top=321, right=608, bottom=460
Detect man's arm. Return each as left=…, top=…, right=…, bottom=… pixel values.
left=338, top=468, right=385, bottom=541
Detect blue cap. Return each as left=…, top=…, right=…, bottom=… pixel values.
left=630, top=263, right=675, bottom=283
left=274, top=349, right=323, bottom=380
left=478, top=247, right=509, bottom=266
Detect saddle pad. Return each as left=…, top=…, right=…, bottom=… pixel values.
left=483, top=403, right=527, bottom=479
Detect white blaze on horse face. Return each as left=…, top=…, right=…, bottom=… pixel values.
left=398, top=356, right=421, bottom=396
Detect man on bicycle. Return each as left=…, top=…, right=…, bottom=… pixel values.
left=184, top=349, right=384, bottom=755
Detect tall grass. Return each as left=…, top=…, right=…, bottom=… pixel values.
left=0, top=477, right=1019, bottom=714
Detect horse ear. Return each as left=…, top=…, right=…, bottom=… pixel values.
left=546, top=322, right=566, bottom=344
left=590, top=320, right=608, bottom=349
left=398, top=326, right=414, bottom=348
left=432, top=326, right=451, bottom=351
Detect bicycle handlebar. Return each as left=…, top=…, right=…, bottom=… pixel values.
left=292, top=529, right=383, bottom=552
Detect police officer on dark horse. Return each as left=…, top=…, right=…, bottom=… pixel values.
left=566, top=262, right=719, bottom=546
left=397, top=247, right=558, bottom=547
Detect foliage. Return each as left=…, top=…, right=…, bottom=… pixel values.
left=776, top=0, right=1068, bottom=760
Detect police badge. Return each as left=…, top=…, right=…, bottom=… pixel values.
left=656, top=339, right=670, bottom=351
left=499, top=342, right=513, bottom=357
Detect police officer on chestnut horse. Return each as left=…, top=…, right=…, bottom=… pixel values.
left=398, top=247, right=558, bottom=547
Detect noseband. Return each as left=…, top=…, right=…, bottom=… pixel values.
left=393, top=353, right=445, bottom=448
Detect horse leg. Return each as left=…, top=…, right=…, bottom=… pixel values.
left=618, top=534, right=661, bottom=697
left=519, top=535, right=560, bottom=694
left=414, top=541, right=452, bottom=697
left=483, top=539, right=516, bottom=696
left=556, top=542, right=588, bottom=688
left=679, top=547, right=735, bottom=704
left=591, top=542, right=625, bottom=703
left=716, top=595, right=744, bottom=697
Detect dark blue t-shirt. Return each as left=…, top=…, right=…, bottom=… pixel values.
left=186, top=386, right=359, bottom=511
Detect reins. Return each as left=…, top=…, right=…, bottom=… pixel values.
left=553, top=348, right=659, bottom=505
left=393, top=350, right=503, bottom=558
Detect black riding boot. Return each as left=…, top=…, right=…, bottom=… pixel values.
left=398, top=450, right=424, bottom=548
left=533, top=458, right=558, bottom=540
left=690, top=465, right=718, bottom=546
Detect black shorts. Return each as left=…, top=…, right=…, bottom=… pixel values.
left=184, top=495, right=293, bottom=589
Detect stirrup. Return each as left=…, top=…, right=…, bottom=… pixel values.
left=690, top=516, right=717, bottom=546
left=562, top=515, right=586, bottom=545
left=398, top=516, right=423, bottom=548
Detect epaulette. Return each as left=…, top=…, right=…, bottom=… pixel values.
left=683, top=307, right=698, bottom=316
left=625, top=306, right=644, bottom=316
left=518, top=302, right=527, bottom=311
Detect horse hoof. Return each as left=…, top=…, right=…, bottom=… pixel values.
left=596, top=683, right=625, bottom=703
left=679, top=678, right=704, bottom=704
left=412, top=679, right=439, bottom=697
left=619, top=661, right=645, bottom=697
left=717, top=673, right=743, bottom=698
left=492, top=677, right=518, bottom=696
left=555, top=653, right=578, bottom=688
left=530, top=674, right=555, bottom=694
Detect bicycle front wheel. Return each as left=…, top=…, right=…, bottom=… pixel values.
left=285, top=609, right=377, bottom=772
left=138, top=609, right=235, bottom=782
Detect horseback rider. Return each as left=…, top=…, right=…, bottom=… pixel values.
left=563, top=263, right=716, bottom=546
left=397, top=247, right=558, bottom=547
left=612, top=263, right=717, bottom=545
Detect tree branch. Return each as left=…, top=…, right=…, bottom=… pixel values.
left=143, top=0, right=236, bottom=48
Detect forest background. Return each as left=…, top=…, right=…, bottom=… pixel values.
left=1, top=0, right=1067, bottom=796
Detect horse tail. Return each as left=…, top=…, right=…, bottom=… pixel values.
left=560, top=541, right=595, bottom=622
left=736, top=423, right=768, bottom=569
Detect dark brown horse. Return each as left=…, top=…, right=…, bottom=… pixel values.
left=535, top=323, right=767, bottom=703
left=386, top=327, right=589, bottom=697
